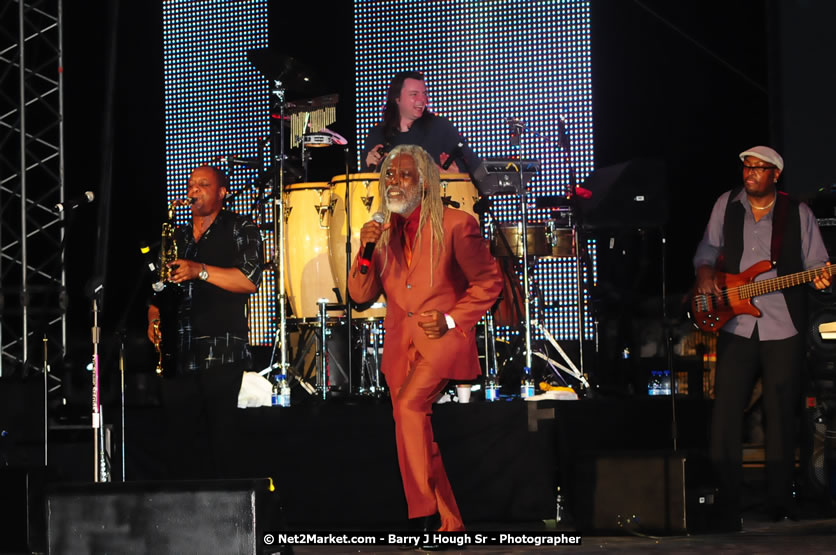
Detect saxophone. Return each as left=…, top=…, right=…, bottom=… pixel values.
left=152, top=198, right=194, bottom=292
left=151, top=197, right=194, bottom=375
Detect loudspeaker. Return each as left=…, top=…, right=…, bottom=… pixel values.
left=573, top=452, right=730, bottom=534
left=47, top=479, right=287, bottom=555
left=0, top=467, right=46, bottom=554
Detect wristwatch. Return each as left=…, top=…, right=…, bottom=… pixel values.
left=198, top=263, right=209, bottom=281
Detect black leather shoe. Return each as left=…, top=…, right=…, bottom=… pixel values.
left=409, top=512, right=442, bottom=550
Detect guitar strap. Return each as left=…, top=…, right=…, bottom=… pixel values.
left=770, top=191, right=791, bottom=268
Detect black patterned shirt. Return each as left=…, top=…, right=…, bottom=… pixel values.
left=172, top=209, right=263, bottom=361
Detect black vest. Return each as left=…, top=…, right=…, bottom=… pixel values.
left=722, top=188, right=806, bottom=333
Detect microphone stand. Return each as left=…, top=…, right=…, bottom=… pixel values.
left=89, top=292, right=109, bottom=482
left=557, top=117, right=587, bottom=383
left=270, top=79, right=290, bottom=382
left=343, top=145, right=353, bottom=397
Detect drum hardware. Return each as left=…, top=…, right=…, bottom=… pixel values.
left=315, top=196, right=337, bottom=226
left=357, top=320, right=386, bottom=396
left=316, top=299, right=329, bottom=399
left=482, top=310, right=501, bottom=382
left=442, top=196, right=460, bottom=209
left=357, top=177, right=376, bottom=212
left=439, top=173, right=480, bottom=220
left=440, top=177, right=479, bottom=214
left=536, top=323, right=590, bottom=389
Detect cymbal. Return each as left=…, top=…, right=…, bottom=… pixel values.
left=246, top=49, right=318, bottom=95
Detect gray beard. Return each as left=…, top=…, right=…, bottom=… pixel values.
left=386, top=193, right=421, bottom=215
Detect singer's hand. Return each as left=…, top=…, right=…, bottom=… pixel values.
left=418, top=310, right=448, bottom=339
left=359, top=219, right=391, bottom=252
left=438, top=153, right=460, bottom=173
left=366, top=144, right=385, bottom=169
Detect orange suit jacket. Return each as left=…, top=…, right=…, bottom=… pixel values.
left=348, top=207, right=503, bottom=381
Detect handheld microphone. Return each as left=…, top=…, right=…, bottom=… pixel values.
left=55, top=191, right=95, bottom=212
left=368, top=143, right=390, bottom=172
left=441, top=142, right=464, bottom=171
left=222, top=155, right=262, bottom=168
left=359, top=212, right=386, bottom=275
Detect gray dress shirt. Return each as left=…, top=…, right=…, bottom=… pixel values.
left=693, top=188, right=829, bottom=340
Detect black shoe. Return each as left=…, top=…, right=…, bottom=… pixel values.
left=409, top=512, right=442, bottom=551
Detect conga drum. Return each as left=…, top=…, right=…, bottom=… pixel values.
left=328, top=173, right=387, bottom=318
left=283, top=182, right=339, bottom=319
left=439, top=173, right=480, bottom=220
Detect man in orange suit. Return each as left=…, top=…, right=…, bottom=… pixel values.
left=349, top=144, right=503, bottom=536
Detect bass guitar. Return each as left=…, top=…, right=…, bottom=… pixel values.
left=691, top=260, right=833, bottom=333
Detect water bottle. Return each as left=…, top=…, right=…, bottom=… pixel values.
left=660, top=370, right=671, bottom=395
left=278, top=374, right=291, bottom=407
left=271, top=376, right=281, bottom=406
left=485, top=375, right=499, bottom=402
left=520, top=366, right=535, bottom=398
left=648, top=370, right=662, bottom=396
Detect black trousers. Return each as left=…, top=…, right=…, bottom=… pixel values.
left=711, top=327, right=802, bottom=512
left=161, top=364, right=244, bottom=479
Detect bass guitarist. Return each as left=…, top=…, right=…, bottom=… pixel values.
left=693, top=145, right=830, bottom=526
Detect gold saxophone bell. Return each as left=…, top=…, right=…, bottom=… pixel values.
left=153, top=320, right=163, bottom=375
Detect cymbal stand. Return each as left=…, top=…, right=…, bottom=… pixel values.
left=509, top=118, right=534, bottom=371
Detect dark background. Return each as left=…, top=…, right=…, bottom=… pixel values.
left=53, top=1, right=835, bottom=393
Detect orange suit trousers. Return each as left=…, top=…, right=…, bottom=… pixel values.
left=386, top=342, right=465, bottom=532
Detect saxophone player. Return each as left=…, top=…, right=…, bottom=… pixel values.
left=147, top=165, right=263, bottom=375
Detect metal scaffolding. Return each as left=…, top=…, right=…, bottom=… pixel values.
left=0, top=0, right=66, bottom=377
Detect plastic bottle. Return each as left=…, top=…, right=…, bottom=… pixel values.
left=271, top=376, right=280, bottom=406
left=278, top=374, right=291, bottom=407
left=648, top=370, right=661, bottom=396
left=485, top=375, right=499, bottom=402
left=520, top=366, right=535, bottom=398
